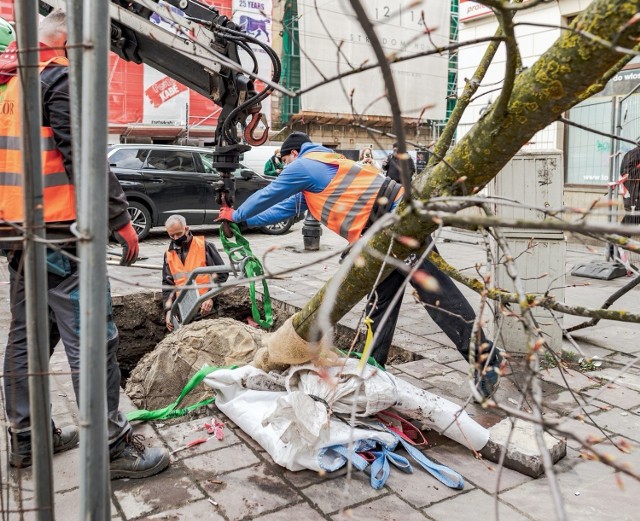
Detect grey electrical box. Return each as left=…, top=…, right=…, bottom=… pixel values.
left=488, top=151, right=565, bottom=353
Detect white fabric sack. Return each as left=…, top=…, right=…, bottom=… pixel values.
left=204, top=364, right=396, bottom=472
left=203, top=360, right=489, bottom=472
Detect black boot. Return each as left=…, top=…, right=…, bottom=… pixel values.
left=9, top=425, right=79, bottom=468
left=109, top=433, right=170, bottom=480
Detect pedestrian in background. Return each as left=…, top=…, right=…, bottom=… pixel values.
left=0, top=9, right=169, bottom=477
left=619, top=143, right=640, bottom=226
left=358, top=146, right=380, bottom=170
left=163, top=214, right=229, bottom=331
left=218, top=131, right=502, bottom=399
left=382, top=142, right=416, bottom=183
left=264, top=148, right=283, bottom=176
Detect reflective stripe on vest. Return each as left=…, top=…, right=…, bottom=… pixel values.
left=0, top=56, right=76, bottom=223
left=302, top=151, right=403, bottom=243
left=166, top=235, right=211, bottom=296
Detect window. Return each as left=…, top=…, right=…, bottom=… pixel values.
left=109, top=148, right=148, bottom=169
left=146, top=149, right=196, bottom=172
left=200, top=153, right=216, bottom=174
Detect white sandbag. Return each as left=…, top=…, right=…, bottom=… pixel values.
left=204, top=365, right=396, bottom=472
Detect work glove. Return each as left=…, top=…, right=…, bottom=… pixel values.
left=113, top=221, right=139, bottom=266
left=216, top=206, right=235, bottom=222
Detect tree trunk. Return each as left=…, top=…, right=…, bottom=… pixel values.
left=293, top=0, right=640, bottom=340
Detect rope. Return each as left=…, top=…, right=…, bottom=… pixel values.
left=219, top=223, right=273, bottom=329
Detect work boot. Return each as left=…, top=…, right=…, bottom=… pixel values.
left=109, top=433, right=170, bottom=480
left=474, top=349, right=504, bottom=402
left=9, top=425, right=80, bottom=468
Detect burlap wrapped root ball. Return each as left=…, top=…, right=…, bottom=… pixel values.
left=252, top=316, right=340, bottom=372
left=126, top=318, right=263, bottom=410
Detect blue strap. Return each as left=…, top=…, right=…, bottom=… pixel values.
left=369, top=447, right=413, bottom=490
left=398, top=437, right=464, bottom=489
left=380, top=424, right=464, bottom=490
left=326, top=444, right=370, bottom=472
left=369, top=451, right=390, bottom=490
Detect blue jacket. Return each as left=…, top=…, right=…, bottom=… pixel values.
left=232, top=142, right=398, bottom=228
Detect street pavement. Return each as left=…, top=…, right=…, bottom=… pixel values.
left=1, top=223, right=640, bottom=520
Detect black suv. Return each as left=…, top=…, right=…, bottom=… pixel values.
left=108, top=144, right=295, bottom=239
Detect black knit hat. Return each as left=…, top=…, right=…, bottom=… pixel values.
left=281, top=132, right=312, bottom=156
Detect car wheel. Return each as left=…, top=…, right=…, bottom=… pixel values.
left=127, top=201, right=152, bottom=240
left=259, top=217, right=295, bottom=235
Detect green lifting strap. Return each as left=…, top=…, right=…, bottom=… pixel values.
left=126, top=365, right=235, bottom=422
left=219, top=223, right=274, bottom=329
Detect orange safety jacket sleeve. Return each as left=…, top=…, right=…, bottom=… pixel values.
left=41, top=64, right=130, bottom=231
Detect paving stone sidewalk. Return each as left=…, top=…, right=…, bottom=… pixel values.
left=1, top=225, right=640, bottom=520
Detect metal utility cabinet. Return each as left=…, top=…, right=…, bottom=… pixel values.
left=488, top=151, right=565, bottom=353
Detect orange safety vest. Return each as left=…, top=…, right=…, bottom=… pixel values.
left=165, top=235, right=212, bottom=296
left=302, top=151, right=404, bottom=243
left=0, top=55, right=76, bottom=223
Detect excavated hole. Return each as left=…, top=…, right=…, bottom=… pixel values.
left=112, top=288, right=416, bottom=385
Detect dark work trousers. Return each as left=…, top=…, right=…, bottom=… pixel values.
left=366, top=252, right=492, bottom=367
left=3, top=256, right=131, bottom=446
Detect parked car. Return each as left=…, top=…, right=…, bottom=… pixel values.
left=108, top=144, right=299, bottom=239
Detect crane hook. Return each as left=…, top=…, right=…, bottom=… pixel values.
left=244, top=112, right=269, bottom=146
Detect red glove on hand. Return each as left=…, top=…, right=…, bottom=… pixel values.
left=113, top=221, right=139, bottom=266
left=216, top=206, right=235, bottom=222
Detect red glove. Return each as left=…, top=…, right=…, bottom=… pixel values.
left=113, top=221, right=139, bottom=266
left=216, top=206, right=235, bottom=222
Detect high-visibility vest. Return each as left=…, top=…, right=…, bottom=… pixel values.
left=302, top=151, right=404, bottom=243
left=166, top=235, right=211, bottom=296
left=0, top=55, right=76, bottom=223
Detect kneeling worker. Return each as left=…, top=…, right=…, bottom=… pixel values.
left=163, top=215, right=229, bottom=331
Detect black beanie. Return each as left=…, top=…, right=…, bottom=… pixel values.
left=281, top=132, right=312, bottom=156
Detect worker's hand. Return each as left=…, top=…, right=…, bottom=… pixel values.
left=165, top=310, right=174, bottom=332
left=216, top=206, right=234, bottom=222
left=200, top=298, right=213, bottom=315
left=113, top=221, right=139, bottom=266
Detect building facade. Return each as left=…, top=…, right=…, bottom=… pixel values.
left=458, top=0, right=639, bottom=218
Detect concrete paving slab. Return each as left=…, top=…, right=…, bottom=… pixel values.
left=302, top=473, right=384, bottom=515
left=180, top=443, right=260, bottom=477
left=282, top=467, right=347, bottom=489
left=426, top=443, right=533, bottom=493
left=500, top=459, right=640, bottom=521
left=584, top=383, right=640, bottom=410
left=597, top=367, right=640, bottom=392
left=112, top=469, right=205, bottom=519
left=199, top=464, right=301, bottom=521
left=393, top=359, right=453, bottom=379
left=384, top=456, right=472, bottom=508
left=482, top=419, right=567, bottom=478
left=254, top=502, right=328, bottom=521
left=157, top=418, right=242, bottom=460
left=423, top=488, right=532, bottom=521
left=141, top=498, right=226, bottom=520
left=332, top=493, right=430, bottom=520
left=590, top=408, right=640, bottom=443
left=538, top=366, right=600, bottom=392
left=571, top=325, right=640, bottom=355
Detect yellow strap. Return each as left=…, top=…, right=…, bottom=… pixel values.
left=358, top=316, right=375, bottom=371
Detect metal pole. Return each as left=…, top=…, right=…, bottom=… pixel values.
left=67, top=0, right=83, bottom=196
left=14, top=1, right=55, bottom=518
left=78, top=0, right=111, bottom=518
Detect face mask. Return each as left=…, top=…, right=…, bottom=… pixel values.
left=173, top=233, right=188, bottom=246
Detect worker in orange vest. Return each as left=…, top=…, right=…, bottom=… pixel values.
left=0, top=9, right=170, bottom=477
left=163, top=214, right=229, bottom=331
left=218, top=132, right=503, bottom=400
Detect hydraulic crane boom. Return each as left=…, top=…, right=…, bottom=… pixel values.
left=38, top=0, right=281, bottom=177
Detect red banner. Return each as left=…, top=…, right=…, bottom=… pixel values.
left=144, top=76, right=187, bottom=108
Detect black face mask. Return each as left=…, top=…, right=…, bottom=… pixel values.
left=173, top=233, right=189, bottom=247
